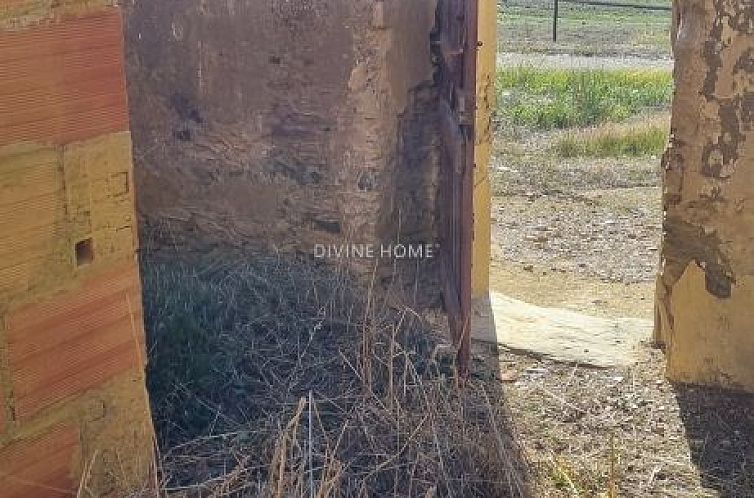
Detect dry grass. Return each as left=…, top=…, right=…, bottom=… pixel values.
left=554, top=114, right=670, bottom=158
left=492, top=345, right=754, bottom=497
left=140, top=255, right=531, bottom=497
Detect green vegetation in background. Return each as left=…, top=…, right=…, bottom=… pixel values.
left=497, top=66, right=673, bottom=130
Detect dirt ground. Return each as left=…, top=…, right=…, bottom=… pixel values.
left=476, top=341, right=754, bottom=497
left=489, top=126, right=662, bottom=319
left=489, top=6, right=754, bottom=495
left=487, top=142, right=754, bottom=496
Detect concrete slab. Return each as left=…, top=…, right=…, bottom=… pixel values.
left=472, top=293, right=653, bottom=368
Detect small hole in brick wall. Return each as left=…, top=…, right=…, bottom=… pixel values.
left=75, top=238, right=95, bottom=267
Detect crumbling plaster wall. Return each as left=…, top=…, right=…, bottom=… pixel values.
left=124, top=0, right=442, bottom=288
left=657, top=1, right=754, bottom=391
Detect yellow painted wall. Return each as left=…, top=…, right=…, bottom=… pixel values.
left=656, top=0, right=754, bottom=392
left=472, top=0, right=497, bottom=299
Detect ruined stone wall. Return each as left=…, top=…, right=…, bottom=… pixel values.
left=0, top=2, right=153, bottom=495
left=124, top=0, right=442, bottom=290
left=657, top=1, right=754, bottom=391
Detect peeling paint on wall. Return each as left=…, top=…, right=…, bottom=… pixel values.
left=657, top=0, right=754, bottom=391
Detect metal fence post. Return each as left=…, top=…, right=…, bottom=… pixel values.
left=553, top=0, right=559, bottom=42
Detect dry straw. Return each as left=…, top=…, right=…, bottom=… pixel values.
left=134, top=254, right=531, bottom=497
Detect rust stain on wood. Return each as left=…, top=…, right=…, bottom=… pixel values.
left=0, top=384, right=6, bottom=435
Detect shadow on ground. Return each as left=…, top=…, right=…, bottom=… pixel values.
left=674, top=384, right=754, bottom=497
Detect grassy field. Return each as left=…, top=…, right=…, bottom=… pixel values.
left=497, top=66, right=673, bottom=131
left=498, top=0, right=673, bottom=58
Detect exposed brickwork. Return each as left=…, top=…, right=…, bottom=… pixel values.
left=0, top=145, right=67, bottom=298
left=0, top=425, right=79, bottom=498
left=5, top=263, right=144, bottom=420
left=0, top=9, right=128, bottom=147
left=0, top=6, right=153, bottom=496
left=0, top=133, right=138, bottom=304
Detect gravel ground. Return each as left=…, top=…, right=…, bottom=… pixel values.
left=489, top=158, right=754, bottom=496
left=491, top=133, right=663, bottom=285
left=493, top=189, right=662, bottom=284
left=498, top=52, right=674, bottom=71
left=477, top=342, right=754, bottom=497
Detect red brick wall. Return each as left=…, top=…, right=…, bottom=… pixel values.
left=5, top=264, right=144, bottom=421
left=0, top=10, right=129, bottom=146
left=0, top=425, right=79, bottom=498
left=0, top=4, right=153, bottom=496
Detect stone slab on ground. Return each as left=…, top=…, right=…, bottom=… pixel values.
left=472, top=292, right=653, bottom=368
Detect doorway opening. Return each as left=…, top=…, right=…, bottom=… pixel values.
left=490, top=0, right=673, bottom=321
left=480, top=3, right=754, bottom=497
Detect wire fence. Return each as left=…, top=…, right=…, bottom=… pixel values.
left=553, top=0, right=671, bottom=42
left=560, top=0, right=671, bottom=11
left=498, top=0, right=673, bottom=58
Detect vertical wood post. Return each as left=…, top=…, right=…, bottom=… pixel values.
left=553, top=0, right=559, bottom=42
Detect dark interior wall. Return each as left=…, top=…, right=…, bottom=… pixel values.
left=123, top=0, right=441, bottom=284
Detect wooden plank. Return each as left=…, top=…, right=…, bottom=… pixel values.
left=457, top=0, right=478, bottom=380
left=436, top=0, right=476, bottom=379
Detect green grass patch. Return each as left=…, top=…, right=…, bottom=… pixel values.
left=497, top=66, right=673, bottom=130
left=554, top=116, right=669, bottom=158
